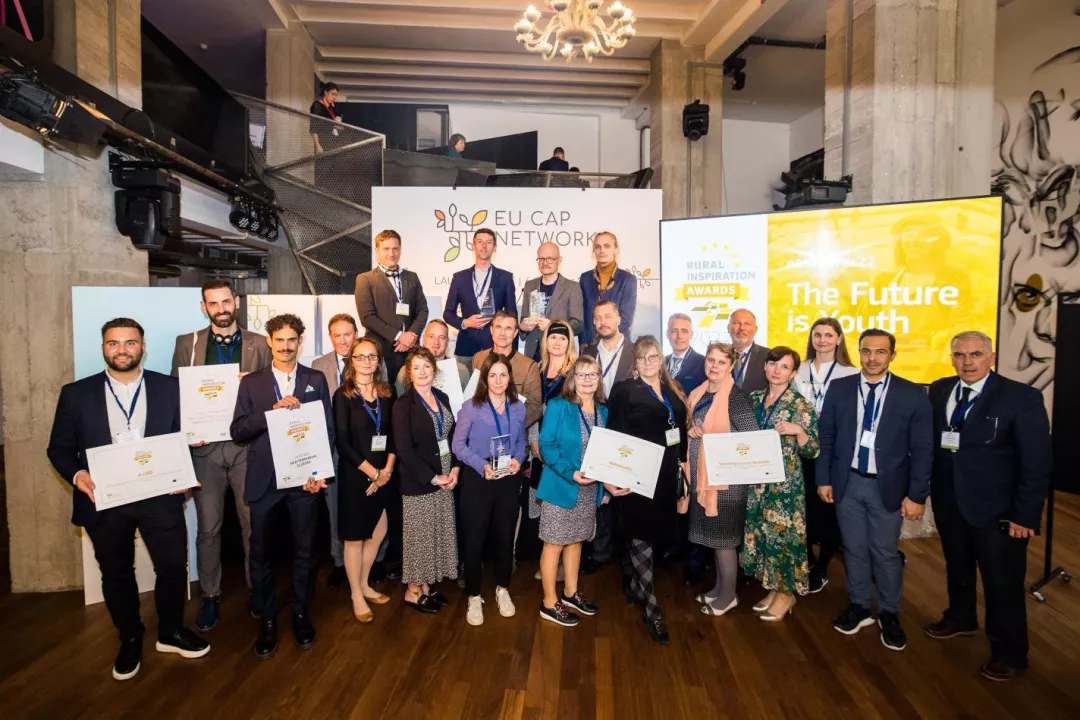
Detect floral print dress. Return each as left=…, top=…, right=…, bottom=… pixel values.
left=742, top=386, right=819, bottom=596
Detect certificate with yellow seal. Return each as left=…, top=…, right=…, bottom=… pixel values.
left=179, top=363, right=240, bottom=444
left=579, top=427, right=665, bottom=499
left=702, top=429, right=785, bottom=485
left=86, top=432, right=199, bottom=510
left=265, top=401, right=335, bottom=489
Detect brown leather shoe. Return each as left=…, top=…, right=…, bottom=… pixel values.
left=925, top=618, right=978, bottom=640
left=980, top=659, right=1024, bottom=682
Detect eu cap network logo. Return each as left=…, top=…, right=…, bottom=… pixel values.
left=434, top=204, right=488, bottom=262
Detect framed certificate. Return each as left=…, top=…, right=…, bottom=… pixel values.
left=86, top=432, right=200, bottom=511
left=579, top=427, right=665, bottom=499
left=179, top=363, right=240, bottom=444
left=265, top=401, right=336, bottom=489
left=702, top=430, right=786, bottom=486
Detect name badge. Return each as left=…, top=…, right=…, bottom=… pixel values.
left=113, top=429, right=142, bottom=444
left=372, top=435, right=388, bottom=452
left=859, top=431, right=876, bottom=449
left=396, top=302, right=410, bottom=316
left=665, top=427, right=681, bottom=446
left=940, top=431, right=960, bottom=451
left=438, top=439, right=450, bottom=457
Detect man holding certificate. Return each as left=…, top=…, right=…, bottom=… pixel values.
left=230, top=314, right=334, bottom=660
left=171, top=280, right=271, bottom=632
left=48, top=318, right=210, bottom=682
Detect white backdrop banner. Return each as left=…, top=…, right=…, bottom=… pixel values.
left=371, top=187, right=663, bottom=342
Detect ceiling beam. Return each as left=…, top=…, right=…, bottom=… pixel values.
left=318, top=61, right=649, bottom=87
left=334, top=76, right=639, bottom=98
left=689, top=0, right=792, bottom=62
left=317, top=46, right=652, bottom=73
left=337, top=90, right=629, bottom=108
left=298, top=0, right=701, bottom=23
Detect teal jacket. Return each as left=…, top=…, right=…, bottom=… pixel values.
left=536, top=397, right=608, bottom=510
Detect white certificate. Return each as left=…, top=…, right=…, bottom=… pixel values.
left=86, top=432, right=200, bottom=511
left=702, top=430, right=786, bottom=486
left=265, top=400, right=336, bottom=489
left=579, top=427, right=665, bottom=499
left=462, top=368, right=480, bottom=401
left=179, top=363, right=240, bottom=444
left=433, top=358, right=466, bottom=416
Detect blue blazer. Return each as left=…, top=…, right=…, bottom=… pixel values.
left=816, top=373, right=933, bottom=512
left=230, top=364, right=335, bottom=503
left=579, top=267, right=637, bottom=345
left=443, top=265, right=518, bottom=357
left=47, top=370, right=182, bottom=528
left=668, top=348, right=706, bottom=394
left=536, top=397, right=608, bottom=509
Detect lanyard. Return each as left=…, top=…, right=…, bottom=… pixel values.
left=215, top=341, right=238, bottom=366
left=757, top=388, right=787, bottom=428
left=363, top=396, right=382, bottom=434
left=858, top=373, right=890, bottom=434
left=644, top=383, right=676, bottom=428
left=578, top=405, right=601, bottom=439
left=105, top=374, right=143, bottom=429
left=600, top=340, right=624, bottom=380
left=950, top=381, right=979, bottom=429
left=488, top=400, right=514, bottom=448
left=541, top=373, right=563, bottom=402
left=321, top=99, right=336, bottom=120
left=734, top=350, right=749, bottom=385
left=473, top=266, right=492, bottom=302
left=419, top=392, right=445, bottom=437
left=807, top=361, right=837, bottom=404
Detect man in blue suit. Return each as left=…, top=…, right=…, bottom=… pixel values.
left=47, top=318, right=210, bottom=681
left=443, top=227, right=517, bottom=361
left=231, top=313, right=334, bottom=660
left=664, top=313, right=706, bottom=393
left=816, top=328, right=932, bottom=652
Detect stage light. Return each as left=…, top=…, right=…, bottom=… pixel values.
left=0, top=70, right=105, bottom=145
left=723, top=56, right=747, bottom=92
left=682, top=100, right=710, bottom=142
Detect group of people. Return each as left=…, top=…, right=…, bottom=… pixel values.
left=47, top=227, right=1052, bottom=687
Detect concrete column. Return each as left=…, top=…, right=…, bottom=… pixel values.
left=647, top=40, right=724, bottom=219
left=824, top=0, right=996, bottom=205
left=0, top=0, right=148, bottom=592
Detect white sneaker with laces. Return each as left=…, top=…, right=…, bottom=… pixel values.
left=495, top=587, right=516, bottom=618
left=467, top=596, right=485, bottom=626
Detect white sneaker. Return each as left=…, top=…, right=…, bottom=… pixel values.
left=495, top=587, right=516, bottom=618
left=467, top=595, right=485, bottom=626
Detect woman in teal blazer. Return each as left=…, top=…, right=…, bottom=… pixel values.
left=536, top=356, right=608, bottom=627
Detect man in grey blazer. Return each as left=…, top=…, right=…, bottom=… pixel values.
left=519, top=241, right=584, bottom=360
left=728, top=308, right=770, bottom=394
left=171, top=280, right=272, bottom=632
left=354, top=229, right=429, bottom=385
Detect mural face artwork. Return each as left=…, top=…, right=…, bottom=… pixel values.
left=993, top=43, right=1080, bottom=403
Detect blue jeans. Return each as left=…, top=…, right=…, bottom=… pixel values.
left=835, top=471, right=904, bottom=613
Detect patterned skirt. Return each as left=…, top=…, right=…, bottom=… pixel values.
left=402, top=490, right=459, bottom=586
left=539, top=484, right=598, bottom=546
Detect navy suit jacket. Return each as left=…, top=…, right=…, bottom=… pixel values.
left=816, top=372, right=933, bottom=512
left=667, top=348, right=706, bottom=394
left=47, top=370, right=182, bottom=528
left=929, top=372, right=1051, bottom=530
left=230, top=364, right=335, bottom=503
left=443, top=265, right=517, bottom=357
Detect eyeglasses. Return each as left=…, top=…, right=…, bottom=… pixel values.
left=637, top=354, right=662, bottom=365
left=574, top=372, right=600, bottom=380
left=536, top=256, right=559, bottom=263
left=352, top=353, right=379, bottom=363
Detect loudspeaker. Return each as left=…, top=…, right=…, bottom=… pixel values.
left=682, top=100, right=710, bottom=142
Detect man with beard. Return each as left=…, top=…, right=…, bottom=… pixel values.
left=231, top=314, right=334, bottom=659
left=727, top=308, right=769, bottom=394
left=171, top=280, right=272, bottom=631
left=48, top=318, right=210, bottom=681
left=394, top=319, right=471, bottom=396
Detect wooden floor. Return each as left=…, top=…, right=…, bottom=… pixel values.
left=1, top=496, right=1079, bottom=720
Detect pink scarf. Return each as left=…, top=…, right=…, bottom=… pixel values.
left=686, top=376, right=734, bottom=517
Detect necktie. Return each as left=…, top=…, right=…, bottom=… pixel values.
left=950, top=386, right=972, bottom=430
left=734, top=352, right=746, bottom=386
left=857, top=381, right=881, bottom=473
left=669, top=355, right=683, bottom=377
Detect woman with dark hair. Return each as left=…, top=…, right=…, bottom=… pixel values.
left=685, top=342, right=760, bottom=617
left=606, top=335, right=688, bottom=645
left=452, top=353, right=527, bottom=627
left=535, top=355, right=607, bottom=627
left=744, top=346, right=819, bottom=621
left=333, top=337, right=395, bottom=623
left=794, top=317, right=859, bottom=592
left=391, top=347, right=460, bottom=614
left=309, top=81, right=341, bottom=155
left=448, top=133, right=467, bottom=158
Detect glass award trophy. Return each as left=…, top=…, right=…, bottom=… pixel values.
left=490, top=434, right=511, bottom=478
left=529, top=288, right=550, bottom=321
left=478, top=289, right=496, bottom=318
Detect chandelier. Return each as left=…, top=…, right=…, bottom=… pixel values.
left=514, top=1, right=637, bottom=63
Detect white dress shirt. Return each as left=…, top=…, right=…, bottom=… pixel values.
left=104, top=369, right=147, bottom=442
left=850, top=372, right=892, bottom=474
left=944, top=372, right=991, bottom=424
left=795, top=360, right=861, bottom=414
left=666, top=348, right=688, bottom=376
left=272, top=365, right=297, bottom=397
left=597, top=336, right=625, bottom=396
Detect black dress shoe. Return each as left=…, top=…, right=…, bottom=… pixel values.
left=925, top=618, right=978, bottom=640
left=980, top=658, right=1024, bottom=682
left=156, top=628, right=210, bottom=659
left=645, top=617, right=671, bottom=645
left=254, top=619, right=277, bottom=660
left=293, top=612, right=316, bottom=650
left=327, top=565, right=347, bottom=588
left=404, top=594, right=441, bottom=614
left=196, top=597, right=220, bottom=631
left=112, top=636, right=142, bottom=681
left=428, top=589, right=449, bottom=607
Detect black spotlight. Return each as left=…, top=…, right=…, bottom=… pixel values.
left=112, top=167, right=182, bottom=250
left=261, top=212, right=279, bottom=240
left=724, top=56, right=747, bottom=92
left=229, top=197, right=251, bottom=231
left=0, top=70, right=105, bottom=145
left=682, top=99, right=710, bottom=142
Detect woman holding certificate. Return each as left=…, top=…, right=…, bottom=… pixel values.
left=744, top=347, right=819, bottom=621
left=452, top=353, right=527, bottom=627
left=392, top=347, right=461, bottom=615
left=333, top=337, right=396, bottom=624
left=685, top=342, right=760, bottom=617
left=606, top=336, right=688, bottom=645
left=536, top=356, right=607, bottom=627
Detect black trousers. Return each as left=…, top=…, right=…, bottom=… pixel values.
left=804, top=459, right=841, bottom=570
left=249, top=487, right=319, bottom=618
left=84, top=497, right=188, bottom=642
left=584, top=503, right=614, bottom=564
left=936, top=490, right=1031, bottom=669
left=384, top=479, right=404, bottom=573
left=459, top=467, right=520, bottom=597
left=514, top=459, right=543, bottom=562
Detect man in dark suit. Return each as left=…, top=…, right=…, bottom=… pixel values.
left=924, top=331, right=1051, bottom=681
left=48, top=318, right=210, bottom=681
left=230, top=313, right=334, bottom=660
left=538, top=147, right=570, bottom=172
left=170, top=280, right=272, bottom=632
left=728, top=308, right=769, bottom=393
left=519, top=241, right=584, bottom=360
left=444, top=227, right=517, bottom=360
left=355, top=229, right=429, bottom=386
left=817, top=328, right=933, bottom=652
left=664, top=313, right=706, bottom=393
